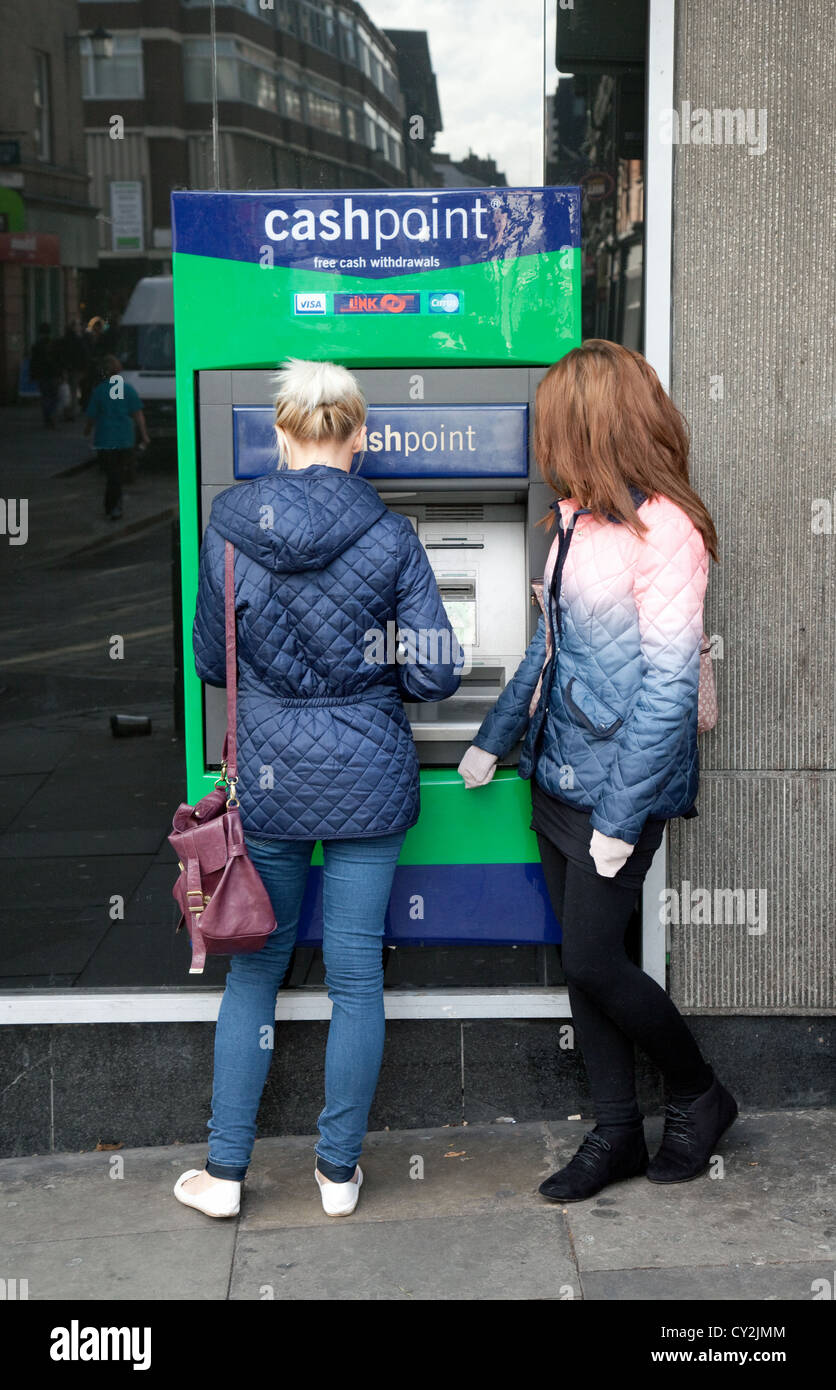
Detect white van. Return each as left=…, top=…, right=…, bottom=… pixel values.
left=115, top=275, right=176, bottom=445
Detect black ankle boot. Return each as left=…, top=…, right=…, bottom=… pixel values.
left=646, top=1073, right=739, bottom=1183
left=539, top=1125, right=649, bottom=1203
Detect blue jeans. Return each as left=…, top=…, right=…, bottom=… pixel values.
left=205, top=829, right=405, bottom=1184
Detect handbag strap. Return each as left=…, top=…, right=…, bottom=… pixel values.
left=223, top=540, right=239, bottom=793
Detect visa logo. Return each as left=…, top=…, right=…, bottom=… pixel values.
left=294, top=293, right=327, bottom=314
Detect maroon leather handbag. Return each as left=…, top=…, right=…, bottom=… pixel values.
left=169, top=540, right=277, bottom=974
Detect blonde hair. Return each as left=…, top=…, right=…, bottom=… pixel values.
left=272, top=357, right=366, bottom=468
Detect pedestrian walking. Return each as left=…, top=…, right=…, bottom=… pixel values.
left=83, top=354, right=149, bottom=519
left=28, top=323, right=62, bottom=428
left=59, top=319, right=91, bottom=419
left=174, top=358, right=462, bottom=1220
left=80, top=317, right=107, bottom=409
left=459, top=339, right=738, bottom=1202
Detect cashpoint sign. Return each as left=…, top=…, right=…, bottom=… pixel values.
left=172, top=185, right=582, bottom=946
left=231, top=403, right=527, bottom=480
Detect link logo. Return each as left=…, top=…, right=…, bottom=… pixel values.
left=334, top=292, right=419, bottom=314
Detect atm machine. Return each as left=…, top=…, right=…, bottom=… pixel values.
left=171, top=187, right=582, bottom=947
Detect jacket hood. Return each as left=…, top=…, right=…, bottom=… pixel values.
left=208, top=464, right=388, bottom=573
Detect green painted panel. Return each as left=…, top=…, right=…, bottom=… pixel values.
left=172, top=194, right=580, bottom=873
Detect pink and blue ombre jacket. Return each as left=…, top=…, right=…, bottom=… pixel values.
left=473, top=486, right=709, bottom=844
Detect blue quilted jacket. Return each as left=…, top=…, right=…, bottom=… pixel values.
left=473, top=488, right=709, bottom=844
left=193, top=465, right=463, bottom=839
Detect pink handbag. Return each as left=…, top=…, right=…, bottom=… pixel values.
left=169, top=540, right=277, bottom=974
left=696, top=631, right=718, bottom=734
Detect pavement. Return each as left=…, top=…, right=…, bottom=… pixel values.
left=0, top=403, right=189, bottom=988
left=0, top=1107, right=833, bottom=1301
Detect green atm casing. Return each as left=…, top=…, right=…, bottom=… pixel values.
left=171, top=186, right=581, bottom=944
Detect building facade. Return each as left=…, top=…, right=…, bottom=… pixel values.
left=78, top=0, right=410, bottom=315
left=0, top=0, right=98, bottom=402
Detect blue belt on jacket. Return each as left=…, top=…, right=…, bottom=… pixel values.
left=245, top=682, right=402, bottom=710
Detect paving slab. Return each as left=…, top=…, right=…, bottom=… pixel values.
left=581, top=1261, right=833, bottom=1301
left=0, top=1227, right=236, bottom=1300
left=0, top=775, right=47, bottom=831
left=240, top=1121, right=554, bottom=1230
left=0, top=909, right=111, bottom=978
left=0, top=731, right=75, bottom=776
left=0, top=853, right=151, bottom=910
left=0, top=829, right=164, bottom=858
left=230, top=1208, right=576, bottom=1301
left=556, top=1109, right=836, bottom=1271
left=0, top=1143, right=214, bottom=1244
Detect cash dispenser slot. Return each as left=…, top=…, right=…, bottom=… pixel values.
left=395, top=509, right=528, bottom=764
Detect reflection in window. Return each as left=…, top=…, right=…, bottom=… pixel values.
left=81, top=35, right=144, bottom=100
left=115, top=323, right=175, bottom=373
left=181, top=0, right=400, bottom=106
left=338, top=11, right=357, bottom=64
left=306, top=88, right=343, bottom=137
left=282, top=83, right=303, bottom=123
left=181, top=0, right=268, bottom=16
left=344, top=104, right=360, bottom=144
left=33, top=51, right=52, bottom=162
left=183, top=37, right=278, bottom=112
left=300, top=0, right=338, bottom=54
left=547, top=0, right=647, bottom=350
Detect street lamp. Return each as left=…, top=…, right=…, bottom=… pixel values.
left=89, top=27, right=114, bottom=60
left=66, top=26, right=114, bottom=60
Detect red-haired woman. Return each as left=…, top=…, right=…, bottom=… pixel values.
left=459, top=340, right=737, bottom=1202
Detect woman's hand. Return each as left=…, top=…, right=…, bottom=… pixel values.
left=589, top=828, right=635, bottom=878
left=458, top=744, right=498, bottom=789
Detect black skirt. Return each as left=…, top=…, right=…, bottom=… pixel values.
left=529, top=777, right=668, bottom=892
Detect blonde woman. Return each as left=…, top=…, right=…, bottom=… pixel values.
left=175, top=359, right=462, bottom=1218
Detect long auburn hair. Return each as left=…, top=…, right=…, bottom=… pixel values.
left=534, top=340, right=719, bottom=562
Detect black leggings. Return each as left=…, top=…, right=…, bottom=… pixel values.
left=538, top=835, right=714, bottom=1128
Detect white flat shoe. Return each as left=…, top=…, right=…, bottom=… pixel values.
left=173, top=1168, right=241, bottom=1218
left=315, top=1164, right=363, bottom=1216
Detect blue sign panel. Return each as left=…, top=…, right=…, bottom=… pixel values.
left=171, top=186, right=581, bottom=279
left=232, top=403, right=528, bottom=480
left=293, top=863, right=561, bottom=946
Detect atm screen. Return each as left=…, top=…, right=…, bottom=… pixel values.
left=443, top=599, right=477, bottom=649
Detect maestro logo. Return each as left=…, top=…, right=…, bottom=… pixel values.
left=294, top=292, right=327, bottom=314
left=334, top=292, right=419, bottom=314
left=428, top=291, right=462, bottom=314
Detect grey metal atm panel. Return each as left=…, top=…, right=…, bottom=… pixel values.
left=197, top=366, right=549, bottom=771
